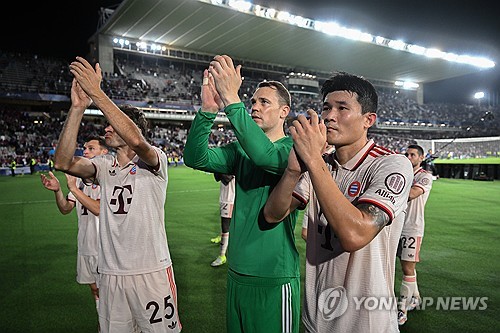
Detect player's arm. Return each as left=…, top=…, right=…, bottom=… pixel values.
left=306, top=159, right=390, bottom=252
left=184, top=69, right=235, bottom=174
left=54, top=79, right=97, bottom=179
left=66, top=174, right=100, bottom=216
left=225, top=102, right=291, bottom=174
left=408, top=185, right=425, bottom=201
left=209, top=55, right=289, bottom=174
left=69, top=56, right=158, bottom=167
left=291, top=110, right=393, bottom=252
left=40, top=172, right=75, bottom=215
left=264, top=148, right=304, bottom=223
left=184, top=111, right=236, bottom=175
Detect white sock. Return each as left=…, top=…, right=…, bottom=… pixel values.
left=413, top=270, right=420, bottom=298
left=220, top=233, right=229, bottom=257
left=399, top=275, right=416, bottom=312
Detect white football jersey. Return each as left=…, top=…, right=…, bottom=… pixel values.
left=91, top=147, right=171, bottom=275
left=293, top=140, right=413, bottom=333
left=67, top=179, right=100, bottom=256
left=402, top=167, right=433, bottom=236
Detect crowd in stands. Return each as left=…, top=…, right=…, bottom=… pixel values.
left=1, top=50, right=499, bottom=170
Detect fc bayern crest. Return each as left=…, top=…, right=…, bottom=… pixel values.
left=130, top=165, right=137, bottom=175
left=348, top=181, right=361, bottom=197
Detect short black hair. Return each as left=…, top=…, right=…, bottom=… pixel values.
left=321, top=71, right=378, bottom=114
left=84, top=135, right=108, bottom=150
left=407, top=144, right=424, bottom=156
left=256, top=81, right=291, bottom=107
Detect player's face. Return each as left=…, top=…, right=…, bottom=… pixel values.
left=321, top=90, right=374, bottom=148
left=250, top=87, right=288, bottom=133
left=83, top=140, right=108, bottom=158
left=405, top=148, right=424, bottom=168
left=104, top=124, right=127, bottom=148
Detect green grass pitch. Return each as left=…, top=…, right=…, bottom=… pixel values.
left=0, top=167, right=498, bottom=332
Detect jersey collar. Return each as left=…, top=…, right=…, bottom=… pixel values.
left=336, top=139, right=375, bottom=171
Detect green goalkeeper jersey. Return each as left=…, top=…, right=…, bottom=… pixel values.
left=184, top=102, right=299, bottom=278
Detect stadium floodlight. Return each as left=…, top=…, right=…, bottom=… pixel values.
left=474, top=92, right=485, bottom=99
left=228, top=0, right=251, bottom=12
left=276, top=11, right=291, bottom=22
left=314, top=21, right=341, bottom=36
left=395, top=81, right=419, bottom=90
left=425, top=48, right=445, bottom=58
left=474, top=91, right=485, bottom=107
left=407, top=44, right=426, bottom=55
left=388, top=40, right=406, bottom=51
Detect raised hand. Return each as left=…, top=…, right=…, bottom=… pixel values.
left=289, top=109, right=327, bottom=168
left=40, top=171, right=61, bottom=192
left=201, top=69, right=224, bottom=113
left=70, top=78, right=93, bottom=111
left=65, top=173, right=78, bottom=192
left=208, top=55, right=242, bottom=106
left=69, top=56, right=103, bottom=100
left=286, top=146, right=307, bottom=175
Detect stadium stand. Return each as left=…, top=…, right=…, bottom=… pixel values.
left=1, top=49, right=499, bottom=174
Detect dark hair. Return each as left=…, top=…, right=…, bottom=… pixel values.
left=256, top=81, right=291, bottom=107
left=84, top=135, right=108, bottom=150
left=407, top=144, right=424, bottom=156
left=321, top=71, right=378, bottom=114
left=118, top=104, right=149, bottom=137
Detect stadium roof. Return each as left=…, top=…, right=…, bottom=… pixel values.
left=97, top=0, right=494, bottom=84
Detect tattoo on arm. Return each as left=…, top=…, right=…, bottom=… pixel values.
left=357, top=203, right=389, bottom=231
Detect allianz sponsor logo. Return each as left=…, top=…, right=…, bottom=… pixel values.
left=375, top=188, right=396, bottom=205
left=319, top=287, right=488, bottom=320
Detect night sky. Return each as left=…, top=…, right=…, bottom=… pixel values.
left=2, top=0, right=498, bottom=105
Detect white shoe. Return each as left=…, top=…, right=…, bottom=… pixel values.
left=211, top=255, right=226, bottom=267
left=398, top=310, right=407, bottom=326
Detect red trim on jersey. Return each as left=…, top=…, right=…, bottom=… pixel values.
left=351, top=141, right=376, bottom=171
left=413, top=184, right=426, bottom=193
left=357, top=198, right=394, bottom=224
left=373, top=145, right=394, bottom=154
left=292, top=192, right=308, bottom=210
left=415, top=236, right=422, bottom=262
left=166, top=266, right=182, bottom=330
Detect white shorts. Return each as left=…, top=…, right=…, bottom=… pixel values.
left=99, top=266, right=182, bottom=333
left=76, top=254, right=99, bottom=285
left=220, top=201, right=234, bottom=218
left=398, top=234, right=423, bottom=262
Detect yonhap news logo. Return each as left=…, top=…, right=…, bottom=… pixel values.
left=318, top=287, right=489, bottom=321
left=318, top=287, right=348, bottom=320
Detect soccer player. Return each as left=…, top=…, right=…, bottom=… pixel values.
left=263, top=71, right=413, bottom=332
left=184, top=55, right=300, bottom=333
left=397, top=144, right=433, bottom=325
left=55, top=57, right=181, bottom=333
left=40, top=136, right=108, bottom=325
left=210, top=172, right=235, bottom=267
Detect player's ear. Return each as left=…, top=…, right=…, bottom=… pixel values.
left=280, top=105, right=290, bottom=119
left=364, top=112, right=376, bottom=128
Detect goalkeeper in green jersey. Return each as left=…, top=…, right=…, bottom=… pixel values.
left=184, top=55, right=300, bottom=333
